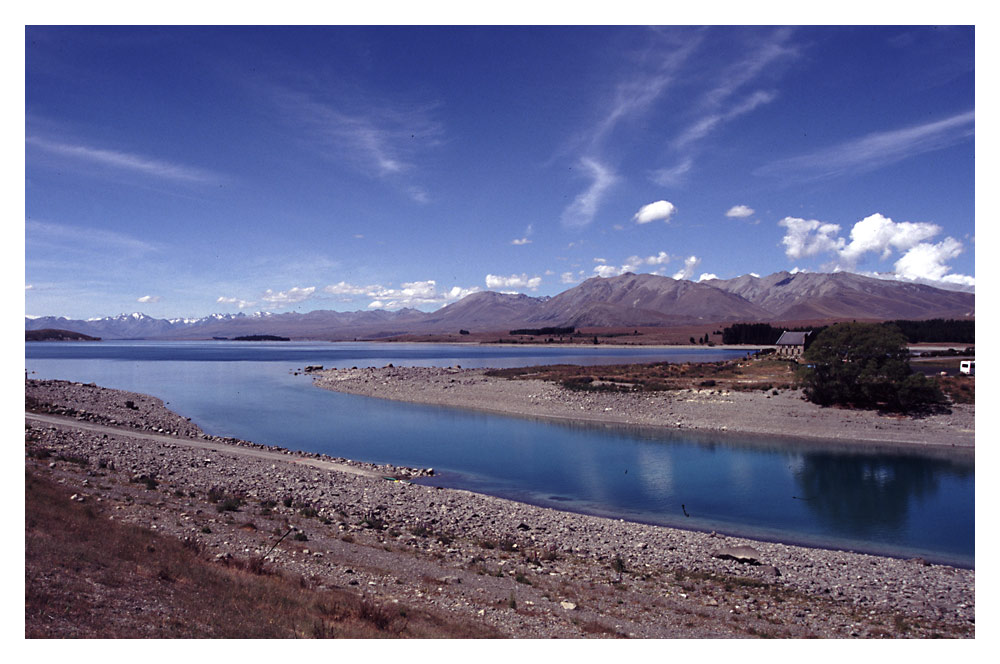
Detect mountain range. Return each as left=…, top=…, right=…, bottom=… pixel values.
left=25, top=271, right=975, bottom=340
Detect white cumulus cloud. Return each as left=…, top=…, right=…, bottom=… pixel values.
left=697, top=273, right=718, bottom=282
left=137, top=295, right=161, bottom=304
left=726, top=205, right=754, bottom=218
left=485, top=274, right=542, bottom=291
left=324, top=281, right=376, bottom=296
left=593, top=264, right=624, bottom=278
left=217, top=296, right=256, bottom=309
left=367, top=280, right=480, bottom=309
left=593, top=251, right=674, bottom=278
left=645, top=251, right=671, bottom=266
left=838, top=213, right=941, bottom=264
left=893, top=238, right=970, bottom=284
left=673, top=256, right=702, bottom=280
left=261, top=286, right=317, bottom=306
left=778, top=217, right=844, bottom=260
left=777, top=212, right=973, bottom=288
left=633, top=200, right=677, bottom=224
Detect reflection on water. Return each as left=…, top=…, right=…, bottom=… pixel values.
left=25, top=341, right=974, bottom=566
left=792, top=451, right=973, bottom=542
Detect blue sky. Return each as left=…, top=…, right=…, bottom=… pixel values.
left=24, top=23, right=977, bottom=319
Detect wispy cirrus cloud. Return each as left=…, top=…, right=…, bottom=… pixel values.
left=586, top=31, right=704, bottom=152
left=270, top=85, right=442, bottom=202
left=26, top=136, right=220, bottom=184
left=561, top=158, right=618, bottom=228
left=674, top=89, right=777, bottom=149
left=658, top=27, right=798, bottom=185
left=756, top=111, right=975, bottom=182
left=561, top=30, right=702, bottom=226
left=26, top=219, right=158, bottom=256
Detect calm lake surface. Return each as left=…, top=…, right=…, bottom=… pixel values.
left=25, top=341, right=975, bottom=567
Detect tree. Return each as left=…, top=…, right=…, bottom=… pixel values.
left=799, top=322, right=944, bottom=412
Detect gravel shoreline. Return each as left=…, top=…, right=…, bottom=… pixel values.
left=25, top=379, right=975, bottom=638
left=312, top=366, right=975, bottom=452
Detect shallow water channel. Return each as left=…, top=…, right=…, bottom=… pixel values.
left=25, top=341, right=975, bottom=567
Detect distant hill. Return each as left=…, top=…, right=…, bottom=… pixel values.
left=26, top=328, right=101, bottom=342
left=25, top=270, right=974, bottom=340
left=704, top=271, right=976, bottom=321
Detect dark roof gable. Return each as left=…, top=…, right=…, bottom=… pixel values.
left=775, top=330, right=811, bottom=345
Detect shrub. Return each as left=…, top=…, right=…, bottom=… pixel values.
left=361, top=510, right=387, bottom=531
left=217, top=497, right=241, bottom=513
left=800, top=323, right=945, bottom=412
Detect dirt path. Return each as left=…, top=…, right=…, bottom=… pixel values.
left=24, top=411, right=383, bottom=478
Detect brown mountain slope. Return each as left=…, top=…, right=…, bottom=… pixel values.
left=705, top=271, right=974, bottom=321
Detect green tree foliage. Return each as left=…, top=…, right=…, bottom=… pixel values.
left=887, top=319, right=975, bottom=344
left=800, top=323, right=945, bottom=412
left=722, top=322, right=827, bottom=346
left=722, top=323, right=782, bottom=345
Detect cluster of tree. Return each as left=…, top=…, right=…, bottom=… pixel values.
left=689, top=333, right=714, bottom=345
left=509, top=326, right=575, bottom=336
left=886, top=319, right=975, bottom=344
left=232, top=335, right=290, bottom=341
left=25, top=328, right=101, bottom=342
left=799, top=323, right=945, bottom=412
left=913, top=347, right=975, bottom=358
left=721, top=323, right=790, bottom=345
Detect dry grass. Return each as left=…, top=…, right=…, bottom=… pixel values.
left=937, top=375, right=975, bottom=404
left=486, top=357, right=798, bottom=393
left=25, top=467, right=501, bottom=638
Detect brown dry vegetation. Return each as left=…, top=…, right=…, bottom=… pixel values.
left=25, top=468, right=500, bottom=639
left=486, top=356, right=799, bottom=394
left=487, top=356, right=973, bottom=405
left=935, top=375, right=975, bottom=404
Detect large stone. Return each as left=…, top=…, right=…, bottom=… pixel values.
left=714, top=545, right=761, bottom=564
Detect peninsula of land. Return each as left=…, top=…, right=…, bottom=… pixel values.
left=312, top=366, right=975, bottom=452
left=26, top=378, right=974, bottom=638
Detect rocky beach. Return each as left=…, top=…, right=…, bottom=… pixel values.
left=25, top=378, right=975, bottom=638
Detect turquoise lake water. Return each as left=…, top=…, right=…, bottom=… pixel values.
left=25, top=341, right=975, bottom=567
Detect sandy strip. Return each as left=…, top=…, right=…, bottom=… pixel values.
left=313, top=366, right=975, bottom=452
left=25, top=411, right=385, bottom=478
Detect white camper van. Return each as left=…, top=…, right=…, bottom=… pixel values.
left=960, top=360, right=975, bottom=375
